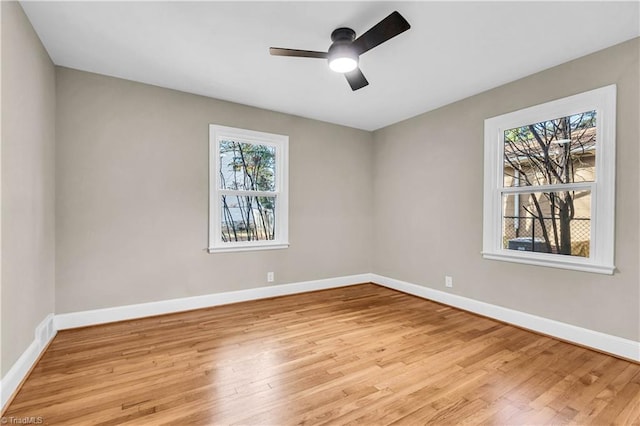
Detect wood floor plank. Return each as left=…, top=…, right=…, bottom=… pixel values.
left=3, top=283, right=639, bottom=425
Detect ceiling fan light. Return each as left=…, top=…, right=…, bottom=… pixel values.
left=329, top=56, right=358, bottom=73
left=327, top=43, right=358, bottom=73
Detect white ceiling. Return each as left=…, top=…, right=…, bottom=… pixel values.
left=21, top=1, right=640, bottom=131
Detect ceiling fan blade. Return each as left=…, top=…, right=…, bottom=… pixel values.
left=269, top=47, right=327, bottom=59
left=345, top=67, right=369, bottom=91
left=352, top=11, right=410, bottom=55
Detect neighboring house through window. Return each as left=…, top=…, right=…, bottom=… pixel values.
left=208, top=125, right=289, bottom=252
left=482, top=85, right=616, bottom=274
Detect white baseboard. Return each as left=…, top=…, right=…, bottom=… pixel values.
left=55, top=274, right=372, bottom=330
left=370, top=274, right=640, bottom=362
left=1, top=313, right=56, bottom=411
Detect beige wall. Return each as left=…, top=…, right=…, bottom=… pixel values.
left=55, top=67, right=373, bottom=313
left=372, top=38, right=639, bottom=341
left=1, top=2, right=56, bottom=375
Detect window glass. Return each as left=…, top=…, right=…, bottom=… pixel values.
left=503, top=111, right=596, bottom=187
left=502, top=190, right=591, bottom=258
left=219, top=141, right=276, bottom=192
left=221, top=195, right=276, bottom=242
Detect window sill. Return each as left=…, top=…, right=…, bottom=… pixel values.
left=207, top=242, right=289, bottom=254
left=482, top=251, right=615, bottom=275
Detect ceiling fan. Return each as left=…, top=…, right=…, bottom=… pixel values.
left=269, top=11, right=411, bottom=91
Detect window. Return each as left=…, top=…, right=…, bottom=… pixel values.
left=482, top=85, right=616, bottom=274
left=208, top=125, right=289, bottom=253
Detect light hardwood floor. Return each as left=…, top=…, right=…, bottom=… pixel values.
left=4, top=284, right=640, bottom=425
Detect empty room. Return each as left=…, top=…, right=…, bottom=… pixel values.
left=2, top=1, right=639, bottom=424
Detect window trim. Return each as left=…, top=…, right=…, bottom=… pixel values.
left=482, top=85, right=616, bottom=274
left=208, top=125, right=289, bottom=253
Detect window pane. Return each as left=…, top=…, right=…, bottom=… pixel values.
left=502, top=190, right=591, bottom=257
left=503, top=111, right=596, bottom=187
left=221, top=195, right=276, bottom=242
left=219, top=140, right=276, bottom=191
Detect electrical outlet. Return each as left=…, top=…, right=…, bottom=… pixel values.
left=267, top=272, right=274, bottom=282
left=445, top=276, right=453, bottom=288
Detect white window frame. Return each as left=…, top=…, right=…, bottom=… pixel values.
left=208, top=125, right=289, bottom=253
left=482, top=85, right=616, bottom=274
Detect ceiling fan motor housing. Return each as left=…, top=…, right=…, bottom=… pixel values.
left=330, top=27, right=356, bottom=43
